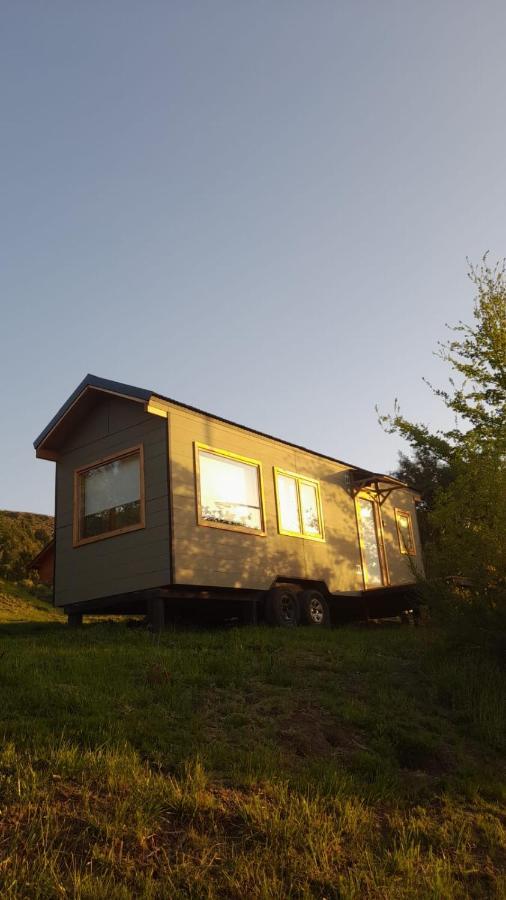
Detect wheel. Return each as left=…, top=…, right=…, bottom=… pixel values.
left=265, top=584, right=300, bottom=627
left=299, top=589, right=331, bottom=627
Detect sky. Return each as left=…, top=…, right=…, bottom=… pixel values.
left=1, top=1, right=506, bottom=515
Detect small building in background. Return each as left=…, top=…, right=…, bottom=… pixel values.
left=29, top=540, right=55, bottom=586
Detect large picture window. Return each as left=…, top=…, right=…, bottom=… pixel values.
left=274, top=468, right=324, bottom=540
left=195, top=443, right=265, bottom=535
left=74, top=446, right=144, bottom=545
left=395, top=508, right=416, bottom=555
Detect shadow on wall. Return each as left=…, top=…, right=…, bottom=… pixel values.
left=168, top=455, right=362, bottom=594
left=380, top=499, right=424, bottom=586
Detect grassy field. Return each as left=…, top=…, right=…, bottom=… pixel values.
left=0, top=581, right=504, bottom=898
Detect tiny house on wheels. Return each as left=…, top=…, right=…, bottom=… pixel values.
left=34, top=375, right=424, bottom=629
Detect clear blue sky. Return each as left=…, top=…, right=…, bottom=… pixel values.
left=1, top=2, right=505, bottom=515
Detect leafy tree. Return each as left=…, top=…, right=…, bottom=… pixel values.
left=379, top=256, right=506, bottom=460
left=428, top=445, right=505, bottom=599
left=0, top=511, right=53, bottom=582
left=379, top=256, right=506, bottom=602
left=393, top=449, right=452, bottom=502
left=392, top=448, right=454, bottom=548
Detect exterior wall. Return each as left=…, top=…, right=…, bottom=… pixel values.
left=36, top=547, right=55, bottom=586
left=54, top=396, right=170, bottom=607
left=380, top=488, right=425, bottom=585
left=52, top=389, right=424, bottom=606
left=29, top=543, right=55, bottom=586
left=166, top=403, right=364, bottom=594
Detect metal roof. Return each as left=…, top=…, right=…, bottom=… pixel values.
left=33, top=374, right=152, bottom=449
left=33, top=374, right=408, bottom=488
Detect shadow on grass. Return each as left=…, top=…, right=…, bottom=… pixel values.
left=0, top=620, right=68, bottom=637
left=0, top=609, right=503, bottom=898
left=0, top=614, right=409, bottom=643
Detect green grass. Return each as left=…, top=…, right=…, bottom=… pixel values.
left=0, top=579, right=62, bottom=623
left=0, top=581, right=504, bottom=898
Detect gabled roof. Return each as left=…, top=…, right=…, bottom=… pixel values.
left=33, top=374, right=410, bottom=491
left=33, top=374, right=152, bottom=452
left=28, top=538, right=55, bottom=570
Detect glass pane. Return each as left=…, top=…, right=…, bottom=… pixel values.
left=358, top=498, right=382, bottom=586
left=299, top=481, right=321, bottom=535
left=277, top=473, right=301, bottom=533
left=81, top=453, right=141, bottom=538
left=199, top=450, right=262, bottom=530
left=398, top=514, right=414, bottom=553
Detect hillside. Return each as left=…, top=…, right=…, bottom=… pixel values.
left=0, top=577, right=61, bottom=624
left=0, top=509, right=53, bottom=581
left=0, top=584, right=504, bottom=898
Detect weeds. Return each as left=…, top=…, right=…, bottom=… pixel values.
left=0, top=582, right=504, bottom=897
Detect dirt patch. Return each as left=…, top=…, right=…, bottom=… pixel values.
left=278, top=705, right=365, bottom=760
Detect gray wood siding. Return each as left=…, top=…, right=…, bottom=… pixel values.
left=165, top=403, right=424, bottom=593
left=53, top=390, right=424, bottom=606
left=166, top=404, right=364, bottom=593
left=54, top=396, right=170, bottom=606
left=380, top=489, right=424, bottom=585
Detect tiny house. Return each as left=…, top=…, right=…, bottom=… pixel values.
left=34, top=375, right=423, bottom=628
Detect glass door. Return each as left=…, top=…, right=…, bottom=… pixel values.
left=356, top=495, right=386, bottom=588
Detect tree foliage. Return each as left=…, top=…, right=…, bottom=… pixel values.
left=380, top=257, right=506, bottom=602
left=393, top=449, right=453, bottom=509
left=428, top=445, right=505, bottom=598
left=0, top=511, right=53, bottom=581
left=379, top=256, right=506, bottom=462
left=392, top=449, right=454, bottom=548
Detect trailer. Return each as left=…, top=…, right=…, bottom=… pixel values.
left=34, top=375, right=423, bottom=628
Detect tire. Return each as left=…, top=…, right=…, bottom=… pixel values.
left=265, top=584, right=300, bottom=627
left=299, top=589, right=331, bottom=627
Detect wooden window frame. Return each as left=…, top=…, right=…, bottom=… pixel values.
left=395, top=507, right=416, bottom=556
left=355, top=491, right=389, bottom=588
left=73, top=445, right=145, bottom=547
left=273, top=467, right=325, bottom=542
left=194, top=442, right=266, bottom=537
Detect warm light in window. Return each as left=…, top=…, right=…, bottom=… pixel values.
left=274, top=469, right=324, bottom=540
left=197, top=446, right=264, bottom=532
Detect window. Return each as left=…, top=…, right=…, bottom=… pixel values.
left=74, top=446, right=144, bottom=545
left=395, top=508, right=416, bottom=555
left=195, top=443, right=265, bottom=534
left=274, top=468, right=324, bottom=540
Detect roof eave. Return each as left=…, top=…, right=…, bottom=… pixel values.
left=34, top=375, right=407, bottom=482
left=33, top=375, right=152, bottom=457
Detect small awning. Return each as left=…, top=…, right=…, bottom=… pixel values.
left=351, top=470, right=409, bottom=503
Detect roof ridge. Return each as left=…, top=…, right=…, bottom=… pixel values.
left=33, top=374, right=407, bottom=488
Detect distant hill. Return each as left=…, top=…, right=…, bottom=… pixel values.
left=0, top=510, right=54, bottom=581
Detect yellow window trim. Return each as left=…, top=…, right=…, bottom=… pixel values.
left=194, top=442, right=266, bottom=537
left=73, top=444, right=146, bottom=548
left=273, top=467, right=325, bottom=542
left=395, top=507, right=416, bottom=556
